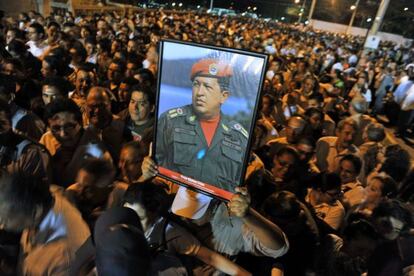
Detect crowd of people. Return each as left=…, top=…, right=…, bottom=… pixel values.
left=0, top=7, right=414, bottom=276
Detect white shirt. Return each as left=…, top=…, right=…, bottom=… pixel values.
left=26, top=40, right=47, bottom=58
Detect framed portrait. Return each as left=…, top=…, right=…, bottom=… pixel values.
left=154, top=39, right=268, bottom=201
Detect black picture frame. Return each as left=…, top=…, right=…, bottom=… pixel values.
left=153, top=39, right=268, bottom=201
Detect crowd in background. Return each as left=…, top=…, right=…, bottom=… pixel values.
left=1, top=7, right=414, bottom=276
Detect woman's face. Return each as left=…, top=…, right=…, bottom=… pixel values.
left=365, top=178, right=383, bottom=204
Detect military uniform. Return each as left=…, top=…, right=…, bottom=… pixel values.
left=156, top=105, right=248, bottom=192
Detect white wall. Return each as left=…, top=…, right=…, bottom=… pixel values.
left=310, top=19, right=410, bottom=46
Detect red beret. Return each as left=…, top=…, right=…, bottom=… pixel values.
left=190, top=59, right=233, bottom=80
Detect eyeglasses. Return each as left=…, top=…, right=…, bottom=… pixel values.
left=50, top=122, right=78, bottom=133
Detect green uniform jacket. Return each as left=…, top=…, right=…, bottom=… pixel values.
left=156, top=105, right=249, bottom=192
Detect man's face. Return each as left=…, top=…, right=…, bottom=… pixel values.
left=6, top=30, right=16, bottom=45
left=86, top=90, right=112, bottom=129
left=192, top=76, right=228, bottom=120
left=27, top=27, right=41, bottom=42
left=129, top=91, right=152, bottom=123
left=0, top=111, right=11, bottom=136
left=303, top=78, right=314, bottom=93
left=75, top=70, right=92, bottom=96
left=337, top=124, right=355, bottom=148
left=119, top=147, right=144, bottom=183
left=296, top=143, right=314, bottom=163
left=125, top=62, right=137, bottom=78
left=339, top=160, right=357, bottom=184
left=307, top=99, right=321, bottom=109
left=107, top=63, right=122, bottom=83
left=285, top=118, right=304, bottom=144
left=41, top=60, right=54, bottom=78
left=85, top=43, right=95, bottom=56
left=42, top=85, right=62, bottom=105
left=127, top=40, right=138, bottom=53
left=48, top=112, right=81, bottom=147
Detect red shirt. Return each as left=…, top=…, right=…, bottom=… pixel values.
left=200, top=115, right=220, bottom=147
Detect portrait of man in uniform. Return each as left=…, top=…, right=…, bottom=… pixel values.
left=155, top=41, right=267, bottom=198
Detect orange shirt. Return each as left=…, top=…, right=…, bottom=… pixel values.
left=200, top=115, right=220, bottom=147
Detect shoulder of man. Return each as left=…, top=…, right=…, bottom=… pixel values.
left=226, top=120, right=249, bottom=141
left=162, top=105, right=191, bottom=120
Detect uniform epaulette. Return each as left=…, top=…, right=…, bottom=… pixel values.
left=167, top=107, right=186, bottom=119
left=230, top=122, right=249, bottom=139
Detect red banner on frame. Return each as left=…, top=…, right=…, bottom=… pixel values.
left=158, top=166, right=234, bottom=201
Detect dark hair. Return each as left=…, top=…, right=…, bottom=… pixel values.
left=43, top=55, right=67, bottom=76
left=262, top=191, right=301, bottom=221
left=42, top=76, right=70, bottom=96
left=371, top=174, right=397, bottom=198
left=262, top=93, right=276, bottom=107
left=129, top=84, right=155, bottom=106
left=80, top=158, right=115, bottom=182
left=0, top=73, right=16, bottom=96
left=343, top=219, right=379, bottom=241
left=29, top=22, right=45, bottom=35
left=70, top=40, right=87, bottom=61
left=110, top=58, right=126, bottom=73
left=0, top=98, right=11, bottom=120
left=340, top=154, right=362, bottom=176
left=0, top=170, right=52, bottom=219
left=308, top=92, right=324, bottom=104
left=275, top=146, right=300, bottom=160
left=135, top=68, right=155, bottom=87
left=7, top=39, right=28, bottom=55
left=44, top=98, right=82, bottom=124
left=372, top=199, right=412, bottom=234
left=312, top=172, right=341, bottom=192
left=47, top=21, right=60, bottom=30
left=123, top=182, right=169, bottom=216
left=305, top=107, right=323, bottom=120
left=365, top=122, right=385, bottom=142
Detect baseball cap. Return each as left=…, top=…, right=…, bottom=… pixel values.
left=171, top=186, right=212, bottom=219
left=190, top=58, right=233, bottom=80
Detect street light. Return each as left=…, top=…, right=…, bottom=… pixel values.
left=295, top=0, right=300, bottom=4
left=172, top=2, right=176, bottom=7
left=367, top=17, right=372, bottom=22
left=350, top=5, right=356, bottom=10
left=404, top=7, right=408, bottom=11
left=178, top=2, right=182, bottom=7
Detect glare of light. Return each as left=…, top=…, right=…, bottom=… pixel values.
left=197, top=5, right=200, bottom=8
left=305, top=20, right=309, bottom=25
left=247, top=6, right=251, bottom=10
left=253, top=7, right=257, bottom=11
left=178, top=2, right=182, bottom=7
left=294, top=0, right=300, bottom=3
left=300, top=8, right=304, bottom=12
left=404, top=7, right=408, bottom=11
left=299, top=12, right=303, bottom=16
left=242, top=12, right=246, bottom=16
left=367, top=18, right=372, bottom=22
left=172, top=2, right=176, bottom=6
left=350, top=5, right=356, bottom=10
left=243, top=57, right=254, bottom=72
left=281, top=16, right=285, bottom=20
